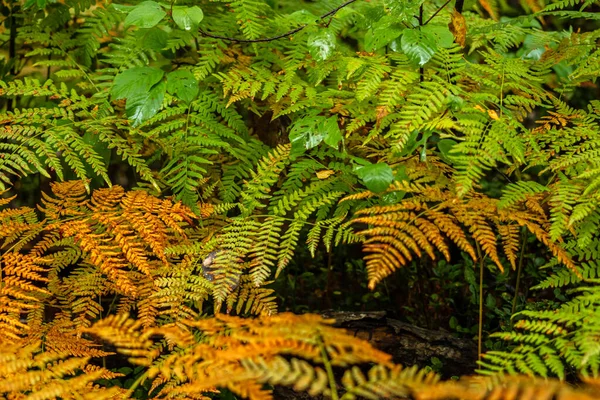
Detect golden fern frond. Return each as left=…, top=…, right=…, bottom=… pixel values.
left=350, top=188, right=575, bottom=289
left=0, top=253, right=50, bottom=343
left=226, top=276, right=277, bottom=316
left=38, top=180, right=89, bottom=221
left=0, top=181, right=204, bottom=335
left=0, top=192, right=15, bottom=206
left=60, top=219, right=136, bottom=297
left=417, top=375, right=600, bottom=400
left=82, top=313, right=164, bottom=366
left=340, top=364, right=440, bottom=399
left=0, top=340, right=127, bottom=399
left=26, top=320, right=112, bottom=358
left=450, top=197, right=503, bottom=270
left=84, top=312, right=393, bottom=399
left=497, top=223, right=521, bottom=270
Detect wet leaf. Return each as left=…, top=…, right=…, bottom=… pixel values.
left=307, top=31, right=336, bottom=62
left=167, top=70, right=199, bottom=103
left=401, top=28, right=437, bottom=66
left=124, top=1, right=166, bottom=29
left=172, top=6, right=204, bottom=31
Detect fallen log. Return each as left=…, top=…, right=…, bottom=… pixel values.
left=320, top=311, right=478, bottom=378
left=273, top=311, right=478, bottom=399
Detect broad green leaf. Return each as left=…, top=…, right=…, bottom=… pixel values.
left=288, top=10, right=318, bottom=24
left=437, top=139, right=458, bottom=164
left=400, top=28, right=437, bottom=66
left=111, top=67, right=166, bottom=126
left=552, top=61, right=573, bottom=80
left=520, top=34, right=546, bottom=60
left=395, top=130, right=420, bottom=157
left=349, top=156, right=371, bottom=166
left=354, top=163, right=395, bottom=193
left=395, top=165, right=409, bottom=182
left=24, top=0, right=46, bottom=9
left=111, top=4, right=136, bottom=13
left=124, top=1, right=166, bottom=29
left=111, top=67, right=164, bottom=101
left=447, top=95, right=465, bottom=111
left=382, top=166, right=407, bottom=204
left=364, top=16, right=404, bottom=51
left=384, top=0, right=423, bottom=20
left=321, top=116, right=342, bottom=150
left=362, top=5, right=387, bottom=28
left=382, top=190, right=405, bottom=204
left=136, top=27, right=168, bottom=50
left=421, top=24, right=455, bottom=49
left=449, top=316, right=458, bottom=330
left=172, top=6, right=204, bottom=31
left=307, top=31, right=336, bottom=62
left=289, top=114, right=341, bottom=156
left=127, top=80, right=166, bottom=127
left=167, top=70, right=199, bottom=103
left=419, top=132, right=432, bottom=161
left=290, top=125, right=327, bottom=157
left=523, top=47, right=545, bottom=60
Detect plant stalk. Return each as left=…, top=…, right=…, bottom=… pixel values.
left=476, top=243, right=485, bottom=362
left=318, top=335, right=339, bottom=400
left=511, top=228, right=527, bottom=317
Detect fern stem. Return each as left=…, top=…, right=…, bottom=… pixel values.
left=126, top=371, right=149, bottom=397
left=57, top=43, right=98, bottom=93
left=318, top=334, right=339, bottom=400
left=324, top=251, right=333, bottom=308
left=185, top=102, right=192, bottom=140
left=7, top=2, right=17, bottom=112
left=8, top=4, right=16, bottom=76
left=476, top=243, right=485, bottom=362
left=511, top=228, right=527, bottom=317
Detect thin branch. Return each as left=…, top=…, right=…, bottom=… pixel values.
left=198, top=0, right=359, bottom=43
left=419, top=4, right=424, bottom=83
left=320, top=0, right=359, bottom=19
left=424, top=0, right=453, bottom=25
left=199, top=25, right=305, bottom=43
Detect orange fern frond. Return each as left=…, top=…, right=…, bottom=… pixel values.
left=0, top=253, right=50, bottom=342
left=82, top=312, right=395, bottom=399
left=349, top=188, right=574, bottom=289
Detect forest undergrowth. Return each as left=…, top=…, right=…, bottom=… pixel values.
left=1, top=0, right=600, bottom=398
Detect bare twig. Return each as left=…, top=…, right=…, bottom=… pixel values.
left=424, top=0, right=453, bottom=25
left=198, top=0, right=359, bottom=43
left=419, top=4, right=424, bottom=82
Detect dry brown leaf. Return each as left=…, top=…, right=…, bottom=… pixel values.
left=449, top=9, right=467, bottom=48
left=316, top=170, right=335, bottom=179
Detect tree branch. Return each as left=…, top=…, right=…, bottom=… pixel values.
left=198, top=0, right=359, bottom=43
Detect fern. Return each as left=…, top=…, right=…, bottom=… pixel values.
left=2, top=0, right=600, bottom=397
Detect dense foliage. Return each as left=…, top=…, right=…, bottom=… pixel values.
left=1, top=0, right=600, bottom=398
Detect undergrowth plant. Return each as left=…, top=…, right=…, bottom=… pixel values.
left=1, top=0, right=600, bottom=398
